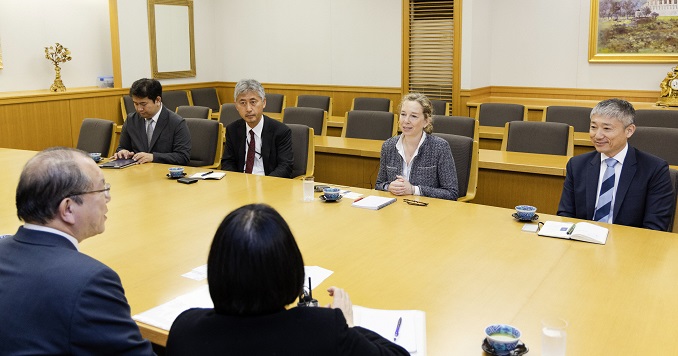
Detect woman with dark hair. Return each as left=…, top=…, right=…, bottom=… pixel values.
left=166, top=204, right=408, bottom=355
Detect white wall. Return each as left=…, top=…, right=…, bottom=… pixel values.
left=216, top=0, right=402, bottom=87
left=0, top=0, right=112, bottom=92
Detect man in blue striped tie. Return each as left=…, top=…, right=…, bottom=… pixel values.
left=557, top=98, right=674, bottom=231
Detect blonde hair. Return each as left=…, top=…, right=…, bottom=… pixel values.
left=399, top=93, right=433, bottom=134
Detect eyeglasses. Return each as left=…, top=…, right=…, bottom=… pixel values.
left=403, top=198, right=428, bottom=207
left=69, top=183, right=111, bottom=198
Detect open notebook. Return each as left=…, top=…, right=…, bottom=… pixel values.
left=538, top=221, right=608, bottom=244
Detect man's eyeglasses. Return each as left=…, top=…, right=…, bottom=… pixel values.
left=69, top=183, right=111, bottom=199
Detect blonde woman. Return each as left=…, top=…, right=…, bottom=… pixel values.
left=375, top=93, right=458, bottom=200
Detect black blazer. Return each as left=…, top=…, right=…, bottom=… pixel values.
left=117, top=105, right=191, bottom=165
left=221, top=116, right=294, bottom=178
left=557, top=146, right=674, bottom=231
left=166, top=307, right=408, bottom=356
left=0, top=227, right=153, bottom=354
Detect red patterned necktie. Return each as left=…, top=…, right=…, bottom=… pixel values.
left=245, top=130, right=255, bottom=173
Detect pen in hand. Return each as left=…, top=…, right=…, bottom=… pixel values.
left=393, top=316, right=402, bottom=342
left=201, top=171, right=214, bottom=177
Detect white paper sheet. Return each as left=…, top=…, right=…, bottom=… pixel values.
left=353, top=305, right=426, bottom=354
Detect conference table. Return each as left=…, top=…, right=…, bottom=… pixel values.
left=3, top=148, right=678, bottom=355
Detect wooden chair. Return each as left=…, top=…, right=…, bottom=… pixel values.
left=634, top=109, right=678, bottom=129
left=296, top=95, right=333, bottom=117
left=283, top=107, right=327, bottom=136
left=433, top=133, right=479, bottom=202
left=432, top=115, right=478, bottom=142
left=176, top=105, right=212, bottom=120
left=342, top=110, right=397, bottom=140
left=351, top=97, right=393, bottom=112
left=162, top=90, right=191, bottom=113
left=76, top=118, right=117, bottom=157
left=476, top=103, right=525, bottom=127
left=628, top=127, right=678, bottom=166
left=501, top=121, right=574, bottom=156
left=184, top=118, right=224, bottom=169
left=286, top=124, right=315, bottom=179
left=430, top=99, right=450, bottom=116
left=543, top=106, right=592, bottom=133
left=264, top=93, right=286, bottom=114
left=120, top=95, right=136, bottom=121
left=218, top=104, right=241, bottom=128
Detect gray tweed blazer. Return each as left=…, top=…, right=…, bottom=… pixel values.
left=376, top=134, right=458, bottom=200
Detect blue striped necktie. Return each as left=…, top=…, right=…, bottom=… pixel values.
left=593, top=158, right=617, bottom=222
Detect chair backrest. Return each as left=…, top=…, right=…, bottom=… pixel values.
left=286, top=123, right=315, bottom=179
left=476, top=103, right=525, bottom=127
left=283, top=107, right=327, bottom=136
left=342, top=110, right=397, bottom=140
left=669, top=168, right=678, bottom=233
left=432, top=133, right=479, bottom=202
left=431, top=100, right=450, bottom=116
left=218, top=103, right=242, bottom=127
left=76, top=118, right=116, bottom=157
left=120, top=95, right=136, bottom=121
left=264, top=93, right=286, bottom=113
left=543, top=106, right=592, bottom=133
left=176, top=105, right=212, bottom=120
left=432, top=115, right=478, bottom=141
left=502, top=121, right=574, bottom=156
left=634, top=109, right=678, bottom=129
left=184, top=118, right=224, bottom=169
left=296, top=95, right=332, bottom=115
left=190, top=88, right=221, bottom=112
left=162, top=90, right=191, bottom=112
left=351, top=97, right=393, bottom=112
left=628, top=127, right=678, bottom=166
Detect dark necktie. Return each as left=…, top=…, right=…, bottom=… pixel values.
left=245, top=130, right=255, bottom=173
left=593, top=158, right=617, bottom=222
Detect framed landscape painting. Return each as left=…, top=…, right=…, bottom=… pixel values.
left=589, top=0, right=678, bottom=62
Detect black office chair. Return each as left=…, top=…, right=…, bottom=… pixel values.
left=76, top=118, right=116, bottom=157
left=176, top=105, right=212, bottom=120
left=543, top=106, right=592, bottom=133
left=283, top=107, right=327, bottom=136
left=432, top=115, right=478, bottom=142
left=628, top=127, right=678, bottom=166
left=501, top=121, right=574, bottom=156
left=342, top=110, right=396, bottom=140
left=476, top=103, right=525, bottom=127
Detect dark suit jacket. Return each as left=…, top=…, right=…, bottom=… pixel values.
left=166, top=307, right=408, bottom=356
left=0, top=227, right=153, bottom=355
left=557, top=146, right=674, bottom=231
left=221, top=116, right=294, bottom=178
left=117, top=105, right=191, bottom=165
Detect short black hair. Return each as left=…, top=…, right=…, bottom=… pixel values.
left=207, top=204, right=305, bottom=315
left=130, top=78, right=162, bottom=101
left=16, top=147, right=92, bottom=224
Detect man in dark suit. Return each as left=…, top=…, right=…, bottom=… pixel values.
left=0, top=148, right=153, bottom=354
left=221, top=79, right=293, bottom=178
left=557, top=98, right=674, bottom=231
left=115, top=78, right=191, bottom=165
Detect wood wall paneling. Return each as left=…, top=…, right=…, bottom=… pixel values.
left=0, top=101, right=72, bottom=150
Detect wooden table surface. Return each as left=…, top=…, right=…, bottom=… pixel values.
left=3, top=148, right=678, bottom=355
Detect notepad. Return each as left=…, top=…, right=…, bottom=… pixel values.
left=353, top=306, right=426, bottom=354
left=189, top=172, right=226, bottom=180
left=351, top=196, right=397, bottom=210
left=538, top=221, right=608, bottom=244
left=99, top=159, right=137, bottom=169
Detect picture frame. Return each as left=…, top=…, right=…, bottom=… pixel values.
left=588, top=0, right=678, bottom=63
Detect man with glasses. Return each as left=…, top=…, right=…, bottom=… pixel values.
left=221, top=79, right=293, bottom=178
left=115, top=78, right=191, bottom=165
left=0, top=147, right=154, bottom=354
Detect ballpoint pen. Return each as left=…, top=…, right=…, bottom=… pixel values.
left=566, top=224, right=576, bottom=235
left=201, top=171, right=214, bottom=177
left=393, top=317, right=402, bottom=342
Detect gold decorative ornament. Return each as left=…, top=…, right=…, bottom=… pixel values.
left=657, top=65, right=678, bottom=107
left=44, top=43, right=72, bottom=92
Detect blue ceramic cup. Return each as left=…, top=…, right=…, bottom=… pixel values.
left=485, top=324, right=521, bottom=355
left=169, top=167, right=184, bottom=178
left=323, top=187, right=341, bottom=201
left=89, top=152, right=102, bottom=162
left=515, top=205, right=537, bottom=220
